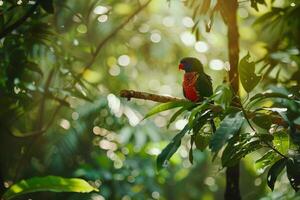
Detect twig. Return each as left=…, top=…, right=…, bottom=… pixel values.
left=0, top=0, right=40, bottom=39
left=240, top=102, right=289, bottom=159
left=10, top=101, right=64, bottom=139
left=37, top=68, right=55, bottom=130
left=13, top=69, right=59, bottom=181
left=13, top=102, right=63, bottom=181
left=120, top=89, right=186, bottom=103
left=79, top=0, right=152, bottom=76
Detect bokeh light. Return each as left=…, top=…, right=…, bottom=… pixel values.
left=209, top=59, right=224, bottom=70
left=94, top=5, right=108, bottom=15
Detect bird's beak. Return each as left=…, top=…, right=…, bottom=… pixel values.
left=178, top=63, right=184, bottom=71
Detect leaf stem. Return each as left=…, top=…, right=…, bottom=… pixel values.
left=239, top=99, right=289, bottom=159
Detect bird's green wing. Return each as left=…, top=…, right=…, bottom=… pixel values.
left=196, top=73, right=213, bottom=98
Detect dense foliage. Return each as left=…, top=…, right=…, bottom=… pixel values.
left=0, top=0, right=299, bottom=199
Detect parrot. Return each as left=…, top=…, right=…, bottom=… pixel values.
left=178, top=57, right=213, bottom=102
left=178, top=57, right=216, bottom=133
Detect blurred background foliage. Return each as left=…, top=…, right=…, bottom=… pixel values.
left=0, top=0, right=299, bottom=199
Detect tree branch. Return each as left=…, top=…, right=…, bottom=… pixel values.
left=120, top=89, right=186, bottom=103
left=79, top=0, right=152, bottom=76
left=0, top=0, right=40, bottom=39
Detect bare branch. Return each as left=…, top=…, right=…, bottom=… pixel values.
left=120, top=89, right=186, bottom=103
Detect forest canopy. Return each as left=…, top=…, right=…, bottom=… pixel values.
left=0, top=0, right=300, bottom=200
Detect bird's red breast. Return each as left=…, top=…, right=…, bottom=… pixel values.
left=183, top=72, right=200, bottom=102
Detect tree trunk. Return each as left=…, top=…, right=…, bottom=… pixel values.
left=0, top=170, right=5, bottom=197
left=225, top=164, right=241, bottom=200
left=219, top=0, right=241, bottom=199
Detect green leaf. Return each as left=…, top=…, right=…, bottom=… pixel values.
left=287, top=158, right=300, bottom=192
left=238, top=53, right=261, bottom=93
left=9, top=127, right=42, bottom=138
left=192, top=109, right=211, bottom=134
left=2, top=176, right=98, bottom=200
left=167, top=104, right=194, bottom=128
left=188, top=101, right=210, bottom=127
left=250, top=92, right=289, bottom=102
left=254, top=9, right=278, bottom=25
left=210, top=111, right=244, bottom=153
left=188, top=93, right=218, bottom=127
left=267, top=158, right=287, bottom=191
left=195, top=133, right=210, bottom=151
left=213, top=84, right=232, bottom=110
left=278, top=111, right=300, bottom=145
left=255, top=151, right=279, bottom=172
left=145, top=101, right=193, bottom=119
left=222, top=138, right=262, bottom=167
left=248, top=92, right=291, bottom=109
left=70, top=89, right=93, bottom=102
left=252, top=113, right=273, bottom=129
left=256, top=133, right=274, bottom=143
left=157, top=124, right=190, bottom=171
left=273, top=131, right=289, bottom=155
left=40, top=0, right=55, bottom=13
left=26, top=61, right=43, bottom=76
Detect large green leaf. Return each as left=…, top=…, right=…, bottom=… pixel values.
left=157, top=124, right=190, bottom=171
left=210, top=111, right=244, bottom=153
left=192, top=109, right=211, bottom=134
left=222, top=137, right=262, bottom=167
left=188, top=93, right=218, bottom=127
left=267, top=158, right=287, bottom=191
left=256, top=133, right=274, bottom=143
left=238, top=53, right=261, bottom=93
left=145, top=101, right=193, bottom=119
left=188, top=101, right=210, bottom=127
left=167, top=104, right=194, bottom=128
left=213, top=84, right=232, bottom=110
left=248, top=92, right=292, bottom=109
left=2, top=176, right=98, bottom=200
left=249, top=92, right=289, bottom=104
left=252, top=113, right=273, bottom=129
left=286, top=158, right=300, bottom=192
left=255, top=151, right=279, bottom=172
left=278, top=111, right=300, bottom=145
left=26, top=61, right=43, bottom=76
left=273, top=131, right=289, bottom=155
